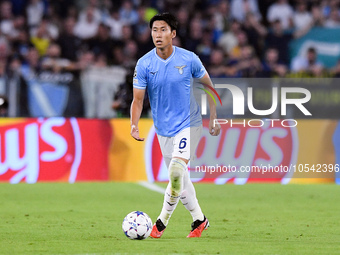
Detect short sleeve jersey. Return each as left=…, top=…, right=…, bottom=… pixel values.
left=133, top=46, right=206, bottom=137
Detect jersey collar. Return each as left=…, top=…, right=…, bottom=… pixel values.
left=154, top=46, right=176, bottom=63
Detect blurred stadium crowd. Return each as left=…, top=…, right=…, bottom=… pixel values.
left=0, top=0, right=340, bottom=117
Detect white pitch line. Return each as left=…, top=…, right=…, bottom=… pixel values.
left=138, top=181, right=165, bottom=194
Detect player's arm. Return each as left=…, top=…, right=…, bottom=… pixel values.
left=199, top=73, right=221, bottom=136
left=130, top=88, right=146, bottom=141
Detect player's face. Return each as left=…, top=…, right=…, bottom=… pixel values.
left=151, top=20, right=176, bottom=49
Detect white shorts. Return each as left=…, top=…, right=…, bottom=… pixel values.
left=157, top=126, right=202, bottom=162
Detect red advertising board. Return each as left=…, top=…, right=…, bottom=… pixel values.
left=0, top=118, right=335, bottom=184
left=0, top=118, right=112, bottom=183
left=145, top=119, right=298, bottom=184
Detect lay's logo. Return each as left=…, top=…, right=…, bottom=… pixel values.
left=144, top=119, right=298, bottom=184
left=0, top=118, right=112, bottom=183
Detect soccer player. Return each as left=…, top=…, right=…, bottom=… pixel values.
left=130, top=13, right=220, bottom=238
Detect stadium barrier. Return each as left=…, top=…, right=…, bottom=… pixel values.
left=20, top=66, right=126, bottom=118
left=0, top=118, right=111, bottom=183
left=0, top=118, right=337, bottom=184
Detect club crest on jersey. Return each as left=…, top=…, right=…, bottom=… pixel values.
left=174, top=65, right=187, bottom=75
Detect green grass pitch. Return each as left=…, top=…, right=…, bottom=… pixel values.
left=1, top=182, right=340, bottom=254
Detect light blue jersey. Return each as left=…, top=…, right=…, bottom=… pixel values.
left=133, top=46, right=206, bottom=137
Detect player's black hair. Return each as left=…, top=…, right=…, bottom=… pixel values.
left=149, top=13, right=178, bottom=31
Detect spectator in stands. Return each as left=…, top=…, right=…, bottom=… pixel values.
left=175, top=7, right=189, bottom=45
left=267, top=0, right=294, bottom=30
left=26, top=0, right=45, bottom=28
left=106, top=9, right=125, bottom=39
left=322, top=0, right=340, bottom=18
left=10, top=0, right=27, bottom=15
left=133, top=6, right=153, bottom=58
left=57, top=17, right=82, bottom=61
left=30, top=15, right=59, bottom=41
left=122, top=40, right=138, bottom=70
left=50, top=0, right=76, bottom=20
left=324, top=8, right=340, bottom=27
left=133, top=6, right=148, bottom=36
left=64, top=4, right=78, bottom=21
left=0, top=37, right=10, bottom=67
left=78, top=0, right=102, bottom=24
left=93, top=53, right=108, bottom=67
left=77, top=49, right=95, bottom=70
left=74, top=6, right=99, bottom=40
left=1, top=14, right=26, bottom=42
left=218, top=19, right=242, bottom=55
left=12, top=29, right=31, bottom=58
left=291, top=47, right=324, bottom=76
left=235, top=45, right=262, bottom=77
left=20, top=46, right=41, bottom=80
left=242, top=12, right=267, bottom=57
left=121, top=24, right=134, bottom=42
left=213, top=0, right=232, bottom=33
left=0, top=1, right=13, bottom=23
left=30, top=21, right=51, bottom=56
left=311, top=4, right=326, bottom=27
left=119, top=0, right=139, bottom=25
left=266, top=19, right=313, bottom=65
left=45, top=4, right=63, bottom=31
left=100, top=0, right=113, bottom=21
left=112, top=45, right=125, bottom=66
left=229, top=30, right=249, bottom=59
left=207, top=48, right=228, bottom=78
left=293, top=2, right=313, bottom=31
left=196, top=29, right=214, bottom=65
left=230, top=0, right=261, bottom=23
left=88, top=22, right=115, bottom=60
left=261, top=47, right=288, bottom=77
left=41, top=43, right=74, bottom=72
left=185, top=17, right=203, bottom=52
left=266, top=19, right=291, bottom=64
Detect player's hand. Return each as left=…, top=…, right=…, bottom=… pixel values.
left=209, top=119, right=221, bottom=136
left=131, top=125, right=145, bottom=141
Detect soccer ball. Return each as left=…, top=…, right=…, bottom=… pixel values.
left=122, top=211, right=152, bottom=240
